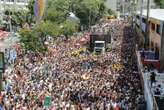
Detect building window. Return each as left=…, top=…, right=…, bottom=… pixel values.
left=151, top=23, right=155, bottom=31
left=156, top=24, right=160, bottom=35
left=151, top=42, right=154, bottom=51
left=17, top=0, right=25, bottom=2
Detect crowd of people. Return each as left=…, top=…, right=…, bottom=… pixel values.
left=0, top=20, right=144, bottom=110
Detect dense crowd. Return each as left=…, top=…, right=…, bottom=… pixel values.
left=1, top=20, right=144, bottom=110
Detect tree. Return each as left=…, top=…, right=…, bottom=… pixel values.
left=60, top=20, right=78, bottom=38
left=19, top=0, right=78, bottom=53
left=19, top=0, right=107, bottom=53
left=11, top=10, right=28, bottom=27
left=26, top=0, right=35, bottom=24
left=19, top=20, right=63, bottom=53
left=154, top=0, right=164, bottom=8
left=71, top=0, right=107, bottom=27
left=107, top=9, right=115, bottom=15
left=45, top=7, right=66, bottom=23
left=27, top=0, right=35, bottom=15
left=45, top=0, right=70, bottom=22
left=3, top=3, right=35, bottom=30
left=19, top=29, right=47, bottom=53
left=161, top=0, right=164, bottom=8
left=35, top=20, right=61, bottom=38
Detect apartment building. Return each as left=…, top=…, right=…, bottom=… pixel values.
left=137, top=0, right=158, bottom=11
left=0, top=0, right=28, bottom=11
left=105, top=0, right=125, bottom=12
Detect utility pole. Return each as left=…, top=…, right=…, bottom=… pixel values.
left=0, top=0, right=2, bottom=22
left=9, top=0, right=12, bottom=32
left=132, top=0, right=137, bottom=28
left=145, top=0, right=150, bottom=49
left=0, top=52, right=5, bottom=92
left=123, top=0, right=125, bottom=17
left=160, top=23, right=164, bottom=72
left=140, top=0, right=144, bottom=32
left=0, top=0, right=1, bottom=12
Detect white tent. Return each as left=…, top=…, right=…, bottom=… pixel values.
left=67, top=12, right=80, bottom=23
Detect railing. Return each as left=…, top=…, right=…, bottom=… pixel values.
left=153, top=96, right=159, bottom=110
left=139, top=51, right=160, bottom=71
left=136, top=50, right=144, bottom=91
left=136, top=50, right=160, bottom=110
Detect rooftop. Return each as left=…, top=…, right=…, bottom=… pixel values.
left=137, top=9, right=164, bottom=21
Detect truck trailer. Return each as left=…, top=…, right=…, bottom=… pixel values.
left=89, top=32, right=111, bottom=54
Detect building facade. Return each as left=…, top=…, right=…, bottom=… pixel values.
left=105, top=0, right=138, bottom=17
left=137, top=0, right=158, bottom=11
left=0, top=0, right=28, bottom=11
left=105, top=0, right=124, bottom=12
left=136, top=9, right=164, bottom=71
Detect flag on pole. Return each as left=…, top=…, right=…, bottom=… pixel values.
left=34, top=0, right=46, bottom=21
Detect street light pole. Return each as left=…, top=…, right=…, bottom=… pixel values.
left=123, top=1, right=125, bottom=17
left=0, top=52, right=5, bottom=92
left=9, top=0, right=12, bottom=32
left=0, top=0, right=1, bottom=13
left=140, top=0, right=143, bottom=31
left=160, top=23, right=164, bottom=72
left=145, top=0, right=150, bottom=49
left=0, top=0, right=2, bottom=22
left=131, top=0, right=137, bottom=28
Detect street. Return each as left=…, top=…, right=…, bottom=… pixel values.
left=1, top=21, right=144, bottom=110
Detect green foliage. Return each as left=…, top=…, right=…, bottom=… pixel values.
left=19, top=0, right=78, bottom=53
left=11, top=10, right=28, bottom=26
left=45, top=0, right=69, bottom=23
left=27, top=0, right=35, bottom=15
left=161, top=0, right=164, bottom=8
left=19, top=0, right=107, bottom=53
left=19, top=29, right=47, bottom=53
left=26, top=0, right=35, bottom=24
left=60, top=20, right=78, bottom=37
left=43, top=0, right=78, bottom=37
left=45, top=7, right=66, bottom=23
left=47, top=0, right=69, bottom=12
left=4, top=0, right=35, bottom=27
left=35, top=21, right=61, bottom=37
left=154, top=0, right=164, bottom=8
left=70, top=0, right=107, bottom=26
left=107, top=9, right=114, bottom=15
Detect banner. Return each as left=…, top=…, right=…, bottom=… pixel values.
left=44, top=96, right=51, bottom=107
left=34, top=0, right=46, bottom=20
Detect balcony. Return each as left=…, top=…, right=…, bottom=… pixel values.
left=137, top=50, right=164, bottom=110
left=139, top=50, right=160, bottom=71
